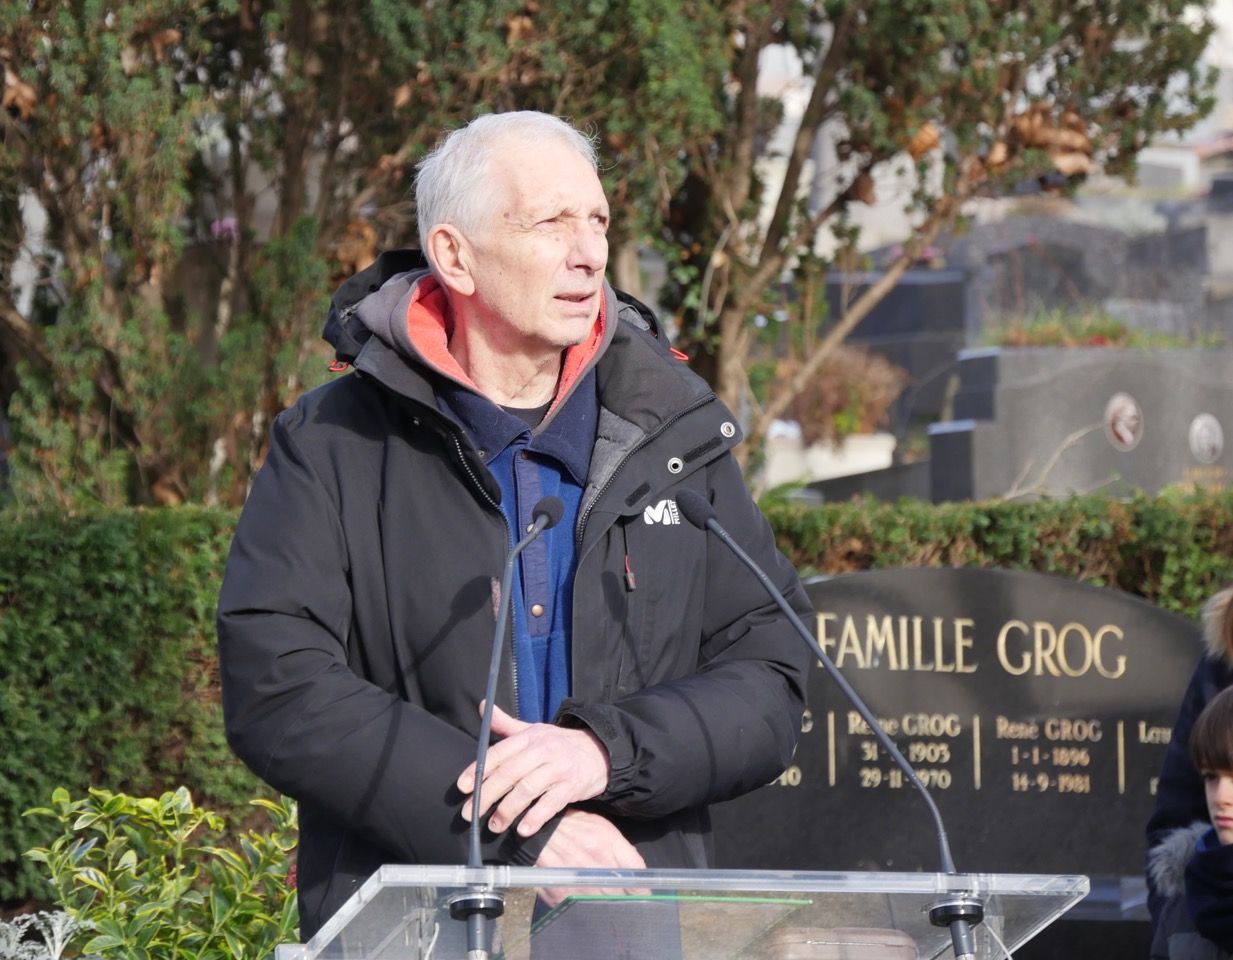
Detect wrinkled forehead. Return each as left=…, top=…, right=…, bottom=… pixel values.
left=487, top=138, right=607, bottom=219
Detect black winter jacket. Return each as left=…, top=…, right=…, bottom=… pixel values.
left=216, top=253, right=812, bottom=938
left=1149, top=822, right=1233, bottom=960
left=1147, top=587, right=1233, bottom=930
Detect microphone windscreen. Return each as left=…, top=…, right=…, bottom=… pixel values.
left=533, top=496, right=566, bottom=529
left=674, top=490, right=716, bottom=529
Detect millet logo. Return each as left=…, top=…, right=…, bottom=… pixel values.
left=643, top=499, right=681, bottom=525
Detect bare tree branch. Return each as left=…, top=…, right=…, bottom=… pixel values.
left=728, top=154, right=876, bottom=327
left=751, top=186, right=966, bottom=443
left=760, top=1, right=865, bottom=257
left=0, top=296, right=51, bottom=366
left=1000, top=423, right=1104, bottom=500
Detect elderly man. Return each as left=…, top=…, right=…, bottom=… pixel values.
left=217, top=111, right=812, bottom=940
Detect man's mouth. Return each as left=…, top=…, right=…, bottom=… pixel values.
left=555, top=291, right=595, bottom=303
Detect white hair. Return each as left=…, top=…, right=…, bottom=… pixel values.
left=414, top=111, right=599, bottom=259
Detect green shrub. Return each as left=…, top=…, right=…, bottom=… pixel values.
left=0, top=507, right=264, bottom=904
left=24, top=787, right=297, bottom=959
left=763, top=488, right=1233, bottom=617
left=984, top=306, right=1225, bottom=348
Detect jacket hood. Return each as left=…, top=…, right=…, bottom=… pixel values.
left=1204, top=586, right=1233, bottom=664
left=1150, top=822, right=1209, bottom=897
left=323, top=249, right=428, bottom=364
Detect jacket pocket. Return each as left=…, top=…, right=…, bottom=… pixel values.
left=614, top=502, right=707, bottom=689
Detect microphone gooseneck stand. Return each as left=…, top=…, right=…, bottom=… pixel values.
left=449, top=497, right=565, bottom=960
left=674, top=490, right=984, bottom=960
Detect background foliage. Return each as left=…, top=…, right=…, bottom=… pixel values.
left=24, top=788, right=297, bottom=958
left=0, top=0, right=726, bottom=507
left=0, top=0, right=1217, bottom=499
left=4, top=494, right=1233, bottom=904
left=0, top=508, right=262, bottom=905
left=765, top=488, right=1233, bottom=616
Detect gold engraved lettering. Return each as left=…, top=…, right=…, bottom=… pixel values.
left=954, top=618, right=977, bottom=673
left=848, top=710, right=901, bottom=736
left=908, top=742, right=952, bottom=764
left=1138, top=722, right=1171, bottom=745
left=837, top=615, right=866, bottom=668
left=817, top=612, right=837, bottom=660
left=973, top=715, right=982, bottom=790
left=995, top=716, right=1039, bottom=740
left=997, top=619, right=1126, bottom=679
left=1044, top=717, right=1103, bottom=742
left=1033, top=621, right=1061, bottom=677
left=903, top=713, right=962, bottom=737
left=1056, top=623, right=1094, bottom=677
left=1093, top=625, right=1127, bottom=679
left=823, top=612, right=981, bottom=674
left=866, top=614, right=900, bottom=669
left=848, top=711, right=870, bottom=736
left=914, top=768, right=952, bottom=790
left=911, top=616, right=933, bottom=670
left=1118, top=720, right=1125, bottom=795
left=997, top=620, right=1031, bottom=675
left=775, top=765, right=802, bottom=787
left=827, top=711, right=836, bottom=786
left=931, top=617, right=954, bottom=672
left=1182, top=465, right=1228, bottom=490
left=1057, top=773, right=1091, bottom=793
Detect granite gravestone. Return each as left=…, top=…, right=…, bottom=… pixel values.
left=927, top=347, right=1233, bottom=500
left=710, top=568, right=1201, bottom=880
left=825, top=269, right=971, bottom=421
left=939, top=216, right=1211, bottom=337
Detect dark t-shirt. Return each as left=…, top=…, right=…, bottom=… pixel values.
left=501, top=400, right=552, bottom=429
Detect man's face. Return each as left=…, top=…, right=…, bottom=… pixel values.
left=462, top=138, right=610, bottom=354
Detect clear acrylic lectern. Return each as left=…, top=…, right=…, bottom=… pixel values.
left=274, top=866, right=1088, bottom=959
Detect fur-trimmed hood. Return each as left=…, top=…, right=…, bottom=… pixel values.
left=1203, top=587, right=1233, bottom=663
left=1150, top=822, right=1210, bottom=898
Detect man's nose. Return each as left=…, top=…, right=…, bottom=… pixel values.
left=569, top=224, right=608, bottom=273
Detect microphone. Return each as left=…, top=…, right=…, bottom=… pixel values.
left=450, top=495, right=565, bottom=960
left=674, top=490, right=983, bottom=960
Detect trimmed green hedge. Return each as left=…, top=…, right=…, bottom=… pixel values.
left=4, top=491, right=1233, bottom=904
left=764, top=489, right=1233, bottom=616
left=0, top=508, right=266, bottom=905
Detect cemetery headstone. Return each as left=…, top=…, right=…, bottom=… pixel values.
left=712, top=568, right=1201, bottom=884
left=927, top=346, right=1233, bottom=500
left=825, top=269, right=971, bottom=421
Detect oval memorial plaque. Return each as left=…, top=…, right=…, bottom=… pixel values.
left=711, top=568, right=1203, bottom=879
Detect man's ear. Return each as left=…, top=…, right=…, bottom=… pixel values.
left=427, top=225, right=475, bottom=297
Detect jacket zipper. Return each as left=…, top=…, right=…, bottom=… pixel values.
left=575, top=394, right=715, bottom=547
left=449, top=431, right=521, bottom=716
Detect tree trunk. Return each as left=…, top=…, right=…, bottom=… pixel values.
left=610, top=239, right=642, bottom=298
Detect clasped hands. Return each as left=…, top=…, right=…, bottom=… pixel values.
left=455, top=704, right=646, bottom=879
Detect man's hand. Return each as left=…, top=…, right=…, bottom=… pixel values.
left=534, top=809, right=647, bottom=907
left=457, top=703, right=610, bottom=836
